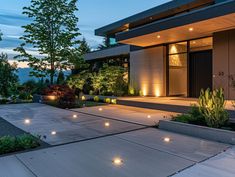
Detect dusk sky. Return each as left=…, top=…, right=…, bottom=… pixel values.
left=0, top=0, right=170, bottom=62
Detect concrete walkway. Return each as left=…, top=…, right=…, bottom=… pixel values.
left=0, top=104, right=144, bottom=145
left=71, top=104, right=176, bottom=126
left=0, top=128, right=230, bottom=177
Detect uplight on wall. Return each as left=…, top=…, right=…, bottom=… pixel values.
left=155, top=89, right=160, bottom=97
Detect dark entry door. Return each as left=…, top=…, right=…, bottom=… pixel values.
left=189, top=50, right=212, bottom=98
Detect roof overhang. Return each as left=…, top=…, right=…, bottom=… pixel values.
left=95, top=0, right=214, bottom=36
left=116, top=0, right=235, bottom=47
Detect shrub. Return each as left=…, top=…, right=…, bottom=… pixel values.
left=104, top=98, right=111, bottom=104
left=0, top=134, right=40, bottom=155
left=94, top=96, right=99, bottom=102
left=173, top=106, right=206, bottom=126
left=42, top=85, right=76, bottom=108
left=199, top=88, right=229, bottom=128
left=18, top=92, right=33, bottom=100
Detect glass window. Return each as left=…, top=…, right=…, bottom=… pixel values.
left=190, top=37, right=213, bottom=52
left=109, top=38, right=117, bottom=46
left=169, top=42, right=187, bottom=54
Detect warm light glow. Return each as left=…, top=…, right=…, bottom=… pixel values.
left=99, top=108, right=103, bottom=111
left=111, top=99, right=117, bottom=104
left=73, top=114, right=78, bottom=118
left=163, top=137, right=171, bottom=142
left=24, top=119, right=31, bottom=125
left=189, top=27, right=194, bottom=31
left=104, top=122, right=110, bottom=127
left=48, top=95, right=56, bottom=101
left=157, top=35, right=161, bottom=39
left=147, top=115, right=151, bottom=119
left=51, top=131, right=57, bottom=135
left=113, top=157, right=123, bottom=166
left=81, top=96, right=86, bottom=101
left=155, top=89, right=160, bottom=97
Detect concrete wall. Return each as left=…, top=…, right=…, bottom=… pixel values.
left=213, top=29, right=235, bottom=99
left=129, top=46, right=166, bottom=96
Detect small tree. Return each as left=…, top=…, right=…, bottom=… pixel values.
left=15, top=0, right=81, bottom=84
left=91, top=72, right=104, bottom=95
left=0, top=53, right=18, bottom=97
left=67, top=71, right=90, bottom=93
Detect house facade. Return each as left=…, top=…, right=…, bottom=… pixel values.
left=85, top=0, right=235, bottom=99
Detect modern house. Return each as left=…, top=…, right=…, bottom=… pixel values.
left=85, top=0, right=235, bottom=99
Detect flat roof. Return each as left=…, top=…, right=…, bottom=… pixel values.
left=95, top=0, right=215, bottom=36
left=116, top=0, right=235, bottom=43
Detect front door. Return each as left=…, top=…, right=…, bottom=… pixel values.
left=189, top=50, right=212, bottom=97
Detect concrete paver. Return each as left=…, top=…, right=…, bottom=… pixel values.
left=0, top=103, right=144, bottom=145
left=0, top=156, right=35, bottom=177
left=173, top=147, right=235, bottom=177
left=71, top=104, right=176, bottom=126
left=116, top=128, right=230, bottom=162
left=16, top=136, right=194, bottom=177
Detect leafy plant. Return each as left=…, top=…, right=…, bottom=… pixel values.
left=94, top=96, right=99, bottom=102
left=199, top=88, right=229, bottom=128
left=173, top=106, right=206, bottom=126
left=104, top=98, right=111, bottom=104
left=0, top=134, right=40, bottom=155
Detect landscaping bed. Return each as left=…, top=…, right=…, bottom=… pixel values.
left=0, top=117, right=49, bottom=156
left=159, top=120, right=235, bottom=145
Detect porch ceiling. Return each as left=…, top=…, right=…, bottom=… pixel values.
left=118, top=13, right=235, bottom=47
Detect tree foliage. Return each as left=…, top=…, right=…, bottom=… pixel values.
left=14, top=0, right=81, bottom=84
left=0, top=53, right=18, bottom=97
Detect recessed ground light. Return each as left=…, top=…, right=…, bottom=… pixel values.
left=163, top=137, right=171, bottom=142
left=104, top=122, right=110, bottom=127
left=73, top=114, right=78, bottom=118
left=51, top=131, right=57, bottom=135
left=113, top=157, right=123, bottom=166
left=24, top=119, right=31, bottom=125
left=157, top=35, right=161, bottom=39
left=99, top=108, right=103, bottom=111
left=189, top=27, right=194, bottom=31
left=147, top=115, right=151, bottom=118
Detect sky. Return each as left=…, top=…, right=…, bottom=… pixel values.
left=0, top=0, right=170, bottom=62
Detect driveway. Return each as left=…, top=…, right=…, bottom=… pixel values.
left=0, top=128, right=230, bottom=177
left=0, top=103, right=144, bottom=145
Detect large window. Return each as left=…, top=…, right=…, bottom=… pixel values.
left=168, top=42, right=188, bottom=96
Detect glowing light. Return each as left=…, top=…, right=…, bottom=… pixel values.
left=147, top=115, right=151, bottom=119
left=104, top=122, right=110, bottom=127
left=81, top=96, right=86, bottom=101
left=73, top=114, right=78, bottom=118
left=111, top=99, right=117, bottom=104
left=24, top=119, right=31, bottom=125
left=113, top=157, right=123, bottom=166
left=155, top=89, right=160, bottom=97
left=51, top=131, right=57, bottom=135
left=157, top=35, right=161, bottom=39
left=48, top=95, right=56, bottom=101
left=189, top=27, right=194, bottom=31
left=163, top=137, right=171, bottom=142
left=99, top=108, right=103, bottom=111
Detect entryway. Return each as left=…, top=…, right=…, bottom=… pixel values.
left=189, top=50, right=213, bottom=97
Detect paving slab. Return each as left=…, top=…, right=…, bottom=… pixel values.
left=173, top=147, right=235, bottom=177
left=71, top=104, right=176, bottom=126
left=0, top=103, right=144, bottom=145
left=0, top=156, right=35, bottom=177
left=16, top=136, right=194, bottom=177
left=116, top=128, right=230, bottom=162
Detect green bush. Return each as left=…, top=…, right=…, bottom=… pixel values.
left=94, top=96, right=99, bottom=102
left=0, top=134, right=40, bottom=155
left=104, top=98, right=111, bottom=104
left=199, top=88, right=229, bottom=128
left=173, top=106, right=206, bottom=126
